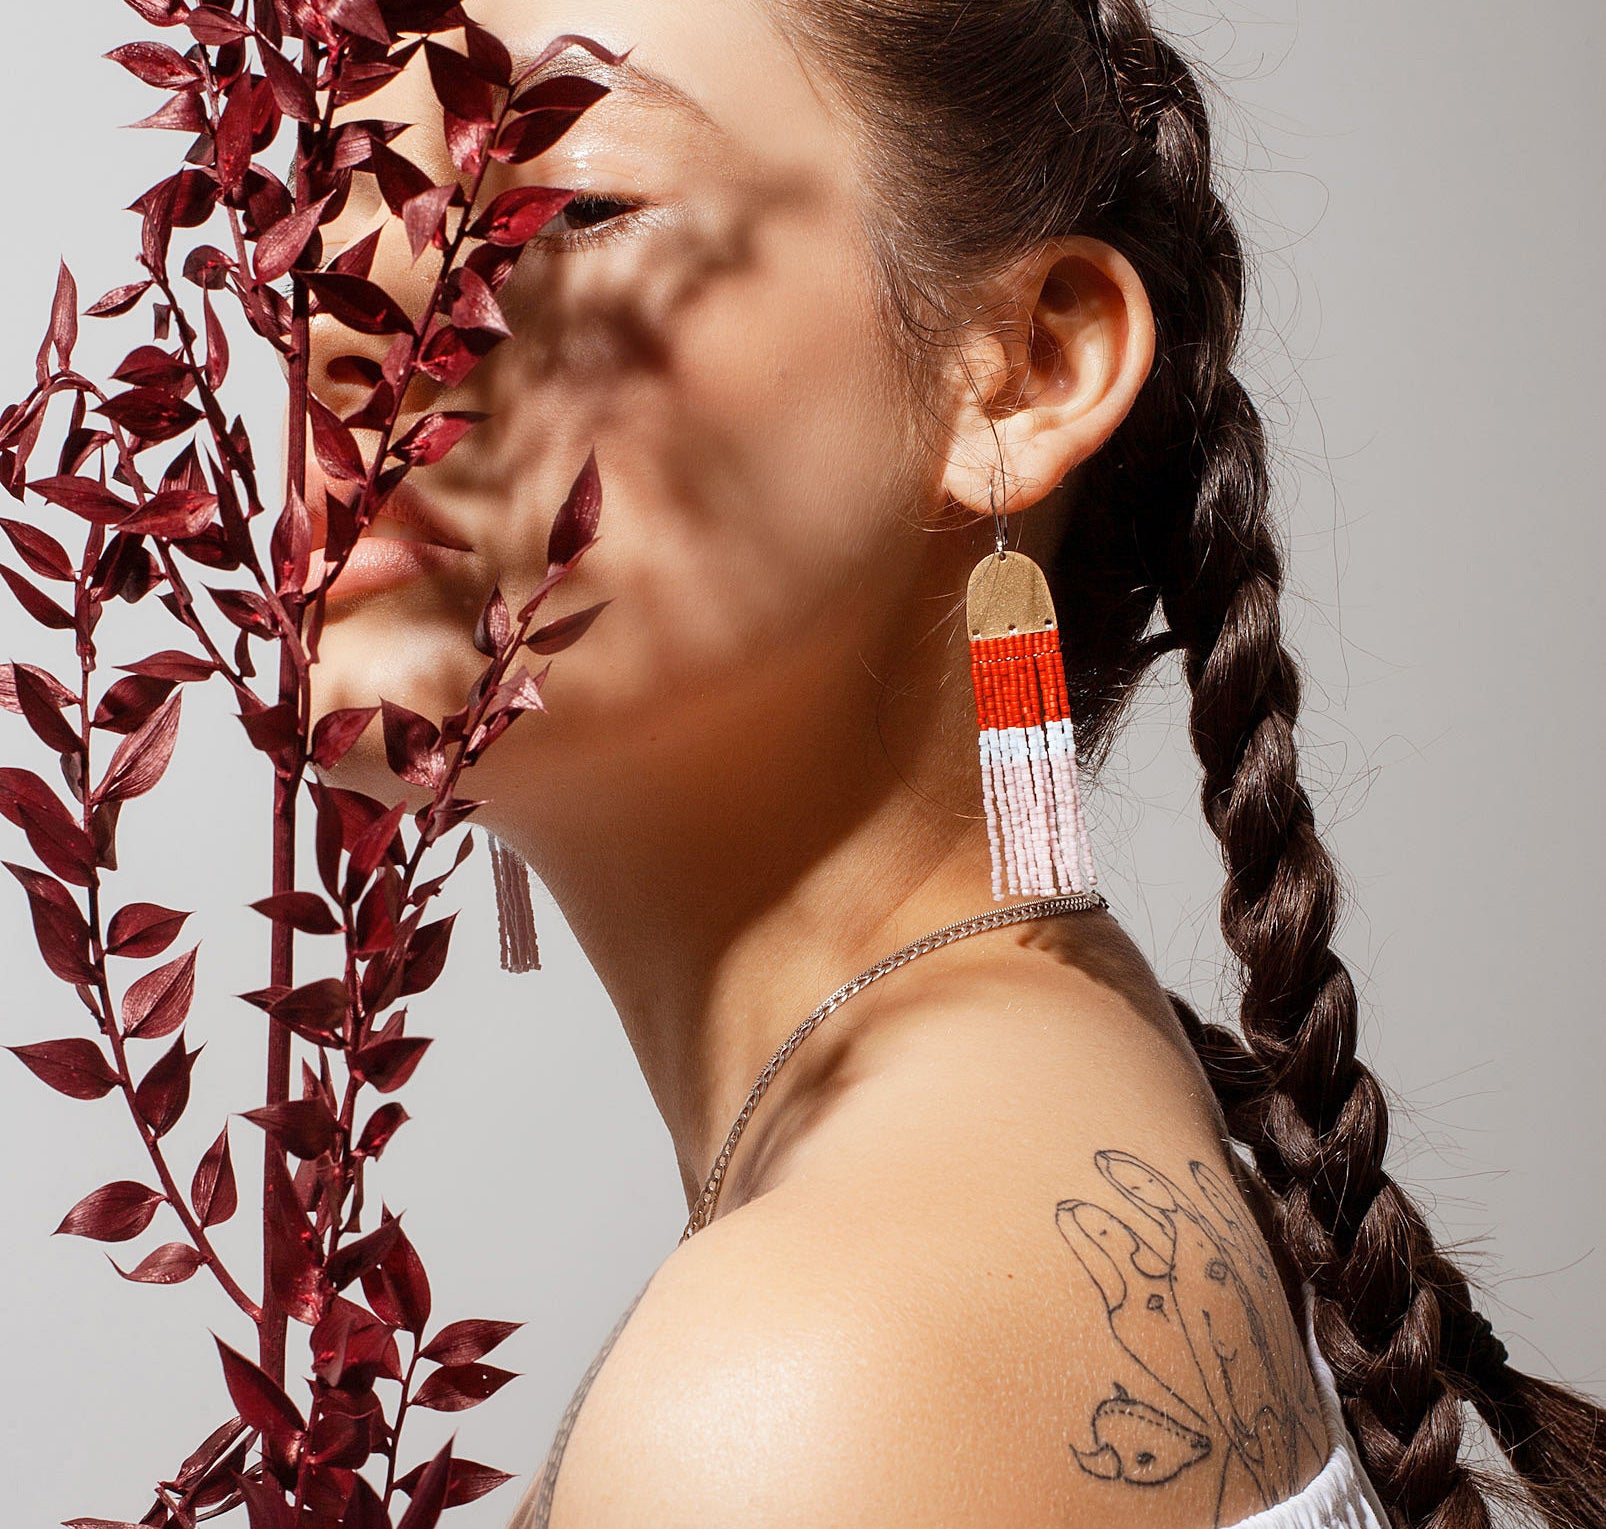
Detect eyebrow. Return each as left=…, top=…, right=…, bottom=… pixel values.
left=508, top=47, right=727, bottom=139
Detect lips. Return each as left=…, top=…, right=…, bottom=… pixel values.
left=304, top=459, right=475, bottom=553
left=301, top=459, right=480, bottom=603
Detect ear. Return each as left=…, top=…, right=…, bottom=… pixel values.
left=941, top=236, right=1156, bottom=522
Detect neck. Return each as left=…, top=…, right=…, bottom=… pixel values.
left=491, top=624, right=1007, bottom=1213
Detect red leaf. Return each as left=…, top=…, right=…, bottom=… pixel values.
left=310, top=704, right=378, bottom=770
left=4, top=861, right=96, bottom=984
left=85, top=280, right=154, bottom=318
left=389, top=411, right=486, bottom=468
left=264, top=1149, right=326, bottom=1325
left=0, top=562, right=75, bottom=629
left=467, top=185, right=572, bottom=248
left=509, top=71, right=613, bottom=116
left=356, top=1101, right=408, bottom=1159
left=242, top=1097, right=342, bottom=1160
left=10, top=794, right=96, bottom=887
left=397, top=912, right=455, bottom=997
left=118, top=487, right=218, bottom=539
left=328, top=0, right=392, bottom=45
left=122, top=0, right=190, bottom=23
left=380, top=699, right=445, bottom=790
left=95, top=386, right=202, bottom=444
left=0, top=517, right=74, bottom=581
left=232, top=1469, right=296, bottom=1529
left=249, top=890, right=342, bottom=936
left=35, top=260, right=78, bottom=385
left=109, top=1240, right=203, bottom=1284
left=116, top=648, right=217, bottom=683
left=415, top=324, right=481, bottom=389
left=127, top=97, right=208, bottom=140
left=549, top=446, right=602, bottom=567
left=10, top=664, right=85, bottom=756
left=106, top=41, right=199, bottom=88
left=447, top=267, right=510, bottom=339
left=0, top=765, right=70, bottom=829
left=106, top=901, right=191, bottom=958
left=403, top=185, right=455, bottom=261
left=134, top=1032, right=201, bottom=1137
left=203, top=290, right=229, bottom=391
left=267, top=976, right=350, bottom=1045
left=366, top=138, right=434, bottom=216
left=53, top=1180, right=164, bottom=1241
left=93, top=688, right=182, bottom=804
left=419, top=1318, right=523, bottom=1367
left=192, top=1125, right=237, bottom=1228
left=472, top=583, right=511, bottom=657
left=300, top=271, right=416, bottom=336
left=206, top=584, right=277, bottom=636
left=187, top=7, right=253, bottom=46
left=6, top=1038, right=120, bottom=1101
left=360, top=1217, right=430, bottom=1332
left=28, top=473, right=135, bottom=523
left=122, top=945, right=198, bottom=1039
left=307, top=393, right=367, bottom=484
left=351, top=1035, right=431, bottom=1093
left=395, top=1456, right=515, bottom=1509
left=111, top=345, right=187, bottom=390
left=412, top=1362, right=516, bottom=1412
left=214, top=1335, right=306, bottom=1454
left=524, top=597, right=613, bottom=656
left=259, top=43, right=317, bottom=124
left=324, top=1218, right=401, bottom=1293
left=254, top=193, right=335, bottom=285
left=328, top=224, right=383, bottom=279
left=93, top=673, right=179, bottom=734
left=395, top=1436, right=455, bottom=1529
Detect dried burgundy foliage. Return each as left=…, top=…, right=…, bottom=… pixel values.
left=0, top=5, right=623, bottom=1522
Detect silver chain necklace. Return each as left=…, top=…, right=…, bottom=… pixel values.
left=679, top=889, right=1109, bottom=1243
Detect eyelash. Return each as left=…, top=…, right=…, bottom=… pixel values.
left=535, top=192, right=648, bottom=249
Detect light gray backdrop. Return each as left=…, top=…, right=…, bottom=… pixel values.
left=1, top=2, right=1600, bottom=1524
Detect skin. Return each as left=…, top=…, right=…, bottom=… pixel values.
left=300, top=1, right=1330, bottom=1523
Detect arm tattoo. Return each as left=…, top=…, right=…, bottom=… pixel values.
left=1055, top=1150, right=1326, bottom=1524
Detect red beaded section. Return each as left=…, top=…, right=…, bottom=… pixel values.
left=968, top=629, right=1069, bottom=730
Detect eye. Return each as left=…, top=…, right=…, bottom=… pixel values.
left=535, top=191, right=646, bottom=248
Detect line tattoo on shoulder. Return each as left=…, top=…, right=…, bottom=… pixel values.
left=1055, top=1151, right=1326, bottom=1524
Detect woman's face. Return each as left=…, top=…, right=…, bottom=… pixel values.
left=304, top=0, right=958, bottom=842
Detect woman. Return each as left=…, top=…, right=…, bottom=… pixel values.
left=302, top=1, right=1606, bottom=1526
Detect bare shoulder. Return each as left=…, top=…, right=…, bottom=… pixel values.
left=524, top=1158, right=1330, bottom=1527
left=516, top=925, right=1331, bottom=1527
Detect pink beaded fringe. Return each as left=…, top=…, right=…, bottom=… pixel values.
left=970, top=629, right=1096, bottom=899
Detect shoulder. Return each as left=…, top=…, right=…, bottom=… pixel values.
left=533, top=1137, right=1331, bottom=1528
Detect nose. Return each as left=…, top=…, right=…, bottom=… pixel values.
left=304, top=190, right=452, bottom=431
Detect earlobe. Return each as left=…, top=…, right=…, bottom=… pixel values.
left=942, top=236, right=1157, bottom=521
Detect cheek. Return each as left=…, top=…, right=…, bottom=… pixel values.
left=482, top=214, right=922, bottom=738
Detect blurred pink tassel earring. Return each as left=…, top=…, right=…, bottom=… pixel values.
left=488, top=830, right=540, bottom=972
left=967, top=479, right=1097, bottom=900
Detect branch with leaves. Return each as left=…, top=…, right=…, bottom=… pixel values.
left=0, top=1, right=617, bottom=1523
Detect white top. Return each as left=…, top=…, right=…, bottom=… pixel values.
left=1228, top=1293, right=1390, bottom=1529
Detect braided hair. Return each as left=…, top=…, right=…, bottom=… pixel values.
left=773, top=1, right=1606, bottom=1525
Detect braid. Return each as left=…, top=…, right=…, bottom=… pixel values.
left=774, top=1, right=1606, bottom=1523
left=1080, top=5, right=1606, bottom=1526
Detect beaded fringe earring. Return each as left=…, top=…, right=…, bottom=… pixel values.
left=967, top=485, right=1097, bottom=900
left=488, top=830, right=540, bottom=972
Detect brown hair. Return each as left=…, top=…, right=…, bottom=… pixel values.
left=771, top=1, right=1606, bottom=1525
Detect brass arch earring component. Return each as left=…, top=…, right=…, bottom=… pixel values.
left=966, top=495, right=1096, bottom=898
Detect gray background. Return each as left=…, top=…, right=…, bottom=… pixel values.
left=1, top=2, right=1600, bottom=1523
